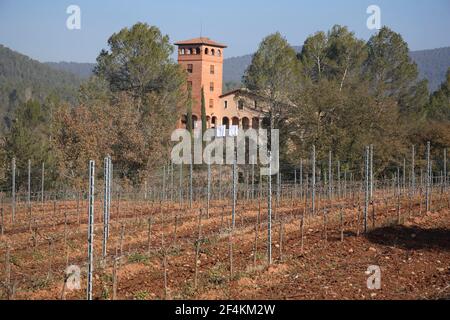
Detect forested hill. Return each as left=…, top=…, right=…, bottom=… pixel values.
left=45, top=61, right=94, bottom=79
left=46, top=45, right=449, bottom=92
left=410, top=47, right=450, bottom=93
left=223, top=46, right=450, bottom=92
left=223, top=46, right=302, bottom=86
left=1, top=43, right=449, bottom=125
left=0, top=44, right=82, bottom=126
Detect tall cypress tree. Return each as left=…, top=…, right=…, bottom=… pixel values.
left=201, top=86, right=207, bottom=135
left=186, top=88, right=193, bottom=135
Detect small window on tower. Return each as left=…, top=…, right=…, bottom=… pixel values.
left=224, top=100, right=228, bottom=109
left=210, top=82, right=214, bottom=92
left=187, top=64, right=193, bottom=73
left=209, top=99, right=214, bottom=108
left=210, top=65, right=215, bottom=74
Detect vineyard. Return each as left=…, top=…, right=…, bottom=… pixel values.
left=0, top=144, right=449, bottom=300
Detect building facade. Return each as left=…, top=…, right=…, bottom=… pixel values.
left=175, top=37, right=264, bottom=131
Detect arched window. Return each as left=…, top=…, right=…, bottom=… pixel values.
left=232, top=117, right=239, bottom=126
left=252, top=117, right=260, bottom=129
left=181, top=114, right=187, bottom=128
left=192, top=115, right=199, bottom=129
left=186, top=48, right=191, bottom=55
left=211, top=49, right=215, bottom=56
left=242, top=117, right=250, bottom=130
left=204, top=47, right=209, bottom=55
left=222, top=117, right=230, bottom=129
left=212, top=116, right=217, bottom=128
left=218, top=50, right=222, bottom=57
left=181, top=48, right=185, bottom=55
left=196, top=47, right=201, bottom=54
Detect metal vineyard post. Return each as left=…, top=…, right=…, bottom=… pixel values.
left=87, top=160, right=95, bottom=300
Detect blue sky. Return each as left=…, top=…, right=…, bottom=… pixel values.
left=0, top=0, right=449, bottom=63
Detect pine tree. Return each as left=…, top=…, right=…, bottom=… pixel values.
left=243, top=32, right=301, bottom=131
left=427, top=68, right=450, bottom=120
left=365, top=27, right=428, bottom=114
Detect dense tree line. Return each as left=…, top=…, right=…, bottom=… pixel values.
left=243, top=26, right=450, bottom=176
left=0, top=23, right=449, bottom=190
left=0, top=23, right=186, bottom=190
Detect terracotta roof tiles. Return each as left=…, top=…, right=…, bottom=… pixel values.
left=175, top=37, right=227, bottom=48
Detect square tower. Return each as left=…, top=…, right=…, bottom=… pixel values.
left=175, top=37, right=227, bottom=127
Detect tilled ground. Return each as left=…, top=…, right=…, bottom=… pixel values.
left=0, top=192, right=449, bottom=300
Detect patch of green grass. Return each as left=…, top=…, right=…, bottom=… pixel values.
left=191, top=237, right=211, bottom=256
left=133, top=290, right=150, bottom=300
left=179, top=281, right=196, bottom=299
left=31, top=250, right=44, bottom=261
left=102, top=273, right=113, bottom=283
left=31, top=277, right=51, bottom=290
left=194, top=237, right=211, bottom=249
left=101, top=286, right=110, bottom=300
left=66, top=239, right=76, bottom=249
left=231, top=271, right=245, bottom=282
left=9, top=254, right=21, bottom=267
left=167, top=245, right=182, bottom=257
left=255, top=251, right=266, bottom=261
left=207, top=235, right=219, bottom=246
left=207, top=263, right=227, bottom=286
left=128, top=252, right=149, bottom=265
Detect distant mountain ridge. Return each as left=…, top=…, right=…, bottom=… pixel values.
left=223, top=46, right=302, bottom=86
left=222, top=46, right=450, bottom=92
left=409, top=47, right=450, bottom=92
left=45, top=61, right=94, bottom=79
left=45, top=46, right=450, bottom=92
left=0, top=44, right=82, bottom=125
left=1, top=43, right=447, bottom=128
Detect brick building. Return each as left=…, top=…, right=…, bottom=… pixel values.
left=175, top=37, right=265, bottom=131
